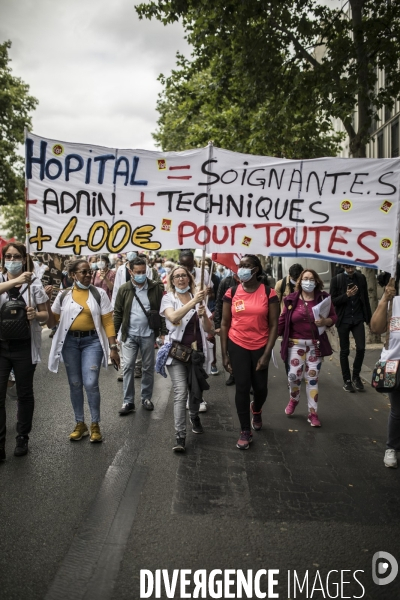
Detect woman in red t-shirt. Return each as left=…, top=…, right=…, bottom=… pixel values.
left=220, top=255, right=279, bottom=450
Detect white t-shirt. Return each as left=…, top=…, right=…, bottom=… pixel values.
left=380, top=296, right=400, bottom=361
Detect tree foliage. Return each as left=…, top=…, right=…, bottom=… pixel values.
left=1, top=200, right=25, bottom=241
left=154, top=55, right=344, bottom=157
left=136, top=0, right=400, bottom=157
left=0, top=40, right=38, bottom=205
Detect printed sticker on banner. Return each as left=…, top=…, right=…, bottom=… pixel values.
left=157, top=159, right=167, bottom=170
left=161, top=218, right=172, bottom=232
left=242, top=236, right=252, bottom=247
left=234, top=299, right=245, bottom=312
left=380, top=238, right=392, bottom=250
left=389, top=317, right=400, bottom=332
left=380, top=200, right=393, bottom=214
left=52, top=143, right=64, bottom=156
left=340, top=199, right=352, bottom=212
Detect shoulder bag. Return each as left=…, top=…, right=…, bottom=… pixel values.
left=169, top=305, right=199, bottom=363
left=371, top=300, right=400, bottom=393
left=132, top=285, right=162, bottom=331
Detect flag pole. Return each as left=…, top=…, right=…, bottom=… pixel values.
left=24, top=127, right=32, bottom=307
left=200, top=140, right=213, bottom=292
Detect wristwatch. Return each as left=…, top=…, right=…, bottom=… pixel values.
left=109, top=344, right=118, bottom=350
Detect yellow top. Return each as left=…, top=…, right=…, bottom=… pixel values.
left=55, top=287, right=115, bottom=337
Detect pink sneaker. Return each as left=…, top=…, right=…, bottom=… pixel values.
left=285, top=399, right=298, bottom=416
left=236, top=430, right=253, bottom=450
left=308, top=413, right=321, bottom=427
left=250, top=401, right=262, bottom=431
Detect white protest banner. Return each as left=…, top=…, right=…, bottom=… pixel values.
left=26, top=132, right=400, bottom=273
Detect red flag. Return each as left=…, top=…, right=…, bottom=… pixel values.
left=211, top=253, right=243, bottom=273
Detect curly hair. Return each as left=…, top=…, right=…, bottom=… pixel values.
left=167, top=265, right=196, bottom=295
left=67, top=259, right=90, bottom=276
left=295, top=269, right=324, bottom=293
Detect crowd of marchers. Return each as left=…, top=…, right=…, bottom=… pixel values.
left=0, top=244, right=398, bottom=471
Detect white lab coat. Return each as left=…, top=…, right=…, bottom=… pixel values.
left=48, top=286, right=113, bottom=373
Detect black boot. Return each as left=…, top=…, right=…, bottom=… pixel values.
left=14, top=435, right=29, bottom=457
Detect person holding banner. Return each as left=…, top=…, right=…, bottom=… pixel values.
left=160, top=265, right=214, bottom=452
left=278, top=270, right=337, bottom=427
left=47, top=259, right=120, bottom=443
left=0, top=242, right=49, bottom=460
left=220, top=255, right=279, bottom=450
left=370, top=278, right=399, bottom=468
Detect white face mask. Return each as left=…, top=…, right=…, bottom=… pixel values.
left=165, top=267, right=171, bottom=274
left=290, top=278, right=297, bottom=286
left=301, top=280, right=316, bottom=293
left=98, top=261, right=106, bottom=269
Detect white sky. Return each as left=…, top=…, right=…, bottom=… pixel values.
left=0, top=0, right=190, bottom=150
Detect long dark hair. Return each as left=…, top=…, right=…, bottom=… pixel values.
left=1, top=242, right=34, bottom=274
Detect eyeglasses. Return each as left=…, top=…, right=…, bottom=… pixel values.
left=173, top=274, right=188, bottom=280
left=4, top=254, right=22, bottom=260
left=302, top=278, right=315, bottom=283
left=76, top=270, right=91, bottom=276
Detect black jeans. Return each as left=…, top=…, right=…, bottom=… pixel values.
left=228, top=339, right=269, bottom=430
left=337, top=320, right=365, bottom=381
left=388, top=389, right=400, bottom=451
left=0, top=339, right=36, bottom=448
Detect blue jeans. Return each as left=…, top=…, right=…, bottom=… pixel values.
left=62, top=333, right=104, bottom=423
left=167, top=359, right=198, bottom=438
left=122, top=333, right=155, bottom=405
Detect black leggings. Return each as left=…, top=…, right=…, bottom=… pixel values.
left=0, top=339, right=36, bottom=448
left=228, top=339, right=269, bottom=430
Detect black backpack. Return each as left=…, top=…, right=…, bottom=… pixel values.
left=59, top=285, right=101, bottom=307
left=0, top=285, right=31, bottom=341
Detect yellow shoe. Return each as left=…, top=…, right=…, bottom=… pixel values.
left=69, top=422, right=89, bottom=441
left=90, top=422, right=102, bottom=443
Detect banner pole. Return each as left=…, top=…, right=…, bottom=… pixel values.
left=200, top=140, right=213, bottom=292
left=24, top=127, right=32, bottom=307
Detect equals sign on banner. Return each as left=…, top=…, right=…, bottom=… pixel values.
left=167, top=165, right=192, bottom=180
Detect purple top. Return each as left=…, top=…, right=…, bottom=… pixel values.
left=290, top=297, right=318, bottom=339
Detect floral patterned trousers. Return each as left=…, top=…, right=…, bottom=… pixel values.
left=287, top=338, right=323, bottom=411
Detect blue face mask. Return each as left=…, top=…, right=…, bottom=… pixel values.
left=127, top=251, right=137, bottom=261
left=133, top=274, right=146, bottom=284
left=237, top=267, right=254, bottom=282
left=5, top=261, right=23, bottom=275
left=175, top=285, right=190, bottom=294
left=90, top=262, right=98, bottom=271
left=75, top=280, right=90, bottom=290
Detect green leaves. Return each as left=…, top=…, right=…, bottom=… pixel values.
left=135, top=0, right=400, bottom=158
left=0, top=40, right=38, bottom=207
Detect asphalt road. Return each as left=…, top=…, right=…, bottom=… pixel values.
left=0, top=331, right=399, bottom=600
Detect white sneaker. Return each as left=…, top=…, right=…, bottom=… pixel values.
left=199, top=400, right=207, bottom=412
left=384, top=449, right=398, bottom=468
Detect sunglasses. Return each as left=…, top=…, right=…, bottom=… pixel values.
left=75, top=270, right=91, bottom=276
left=4, top=254, right=22, bottom=260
